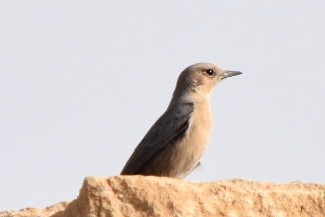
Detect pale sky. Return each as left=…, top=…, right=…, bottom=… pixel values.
left=1, top=0, right=324, bottom=211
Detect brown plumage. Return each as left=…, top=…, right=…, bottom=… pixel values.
left=121, top=63, right=241, bottom=178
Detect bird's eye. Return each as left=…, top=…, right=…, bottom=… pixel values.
left=203, top=69, right=215, bottom=77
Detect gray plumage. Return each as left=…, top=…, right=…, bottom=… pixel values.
left=121, top=102, right=193, bottom=175
left=121, top=63, right=241, bottom=178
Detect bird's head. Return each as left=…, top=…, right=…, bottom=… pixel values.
left=173, top=63, right=242, bottom=100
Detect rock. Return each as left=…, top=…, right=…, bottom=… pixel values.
left=1, top=176, right=325, bottom=217
left=0, top=202, right=69, bottom=217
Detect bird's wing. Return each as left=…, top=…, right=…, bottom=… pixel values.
left=120, top=102, right=194, bottom=175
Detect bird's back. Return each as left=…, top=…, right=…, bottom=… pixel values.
left=120, top=101, right=195, bottom=177
left=121, top=99, right=212, bottom=178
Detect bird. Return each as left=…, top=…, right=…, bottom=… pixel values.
left=120, top=62, right=241, bottom=178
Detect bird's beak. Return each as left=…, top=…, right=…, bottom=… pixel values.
left=221, top=70, right=242, bottom=80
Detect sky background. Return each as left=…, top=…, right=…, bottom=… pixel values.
left=1, top=0, right=325, bottom=211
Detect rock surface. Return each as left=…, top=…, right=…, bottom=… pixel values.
left=1, top=176, right=325, bottom=217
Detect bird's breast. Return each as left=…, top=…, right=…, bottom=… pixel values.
left=187, top=101, right=212, bottom=154
left=173, top=101, right=212, bottom=177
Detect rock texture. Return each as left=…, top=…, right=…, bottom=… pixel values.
left=1, top=176, right=325, bottom=217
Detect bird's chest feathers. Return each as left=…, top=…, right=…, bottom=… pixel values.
left=182, top=102, right=212, bottom=157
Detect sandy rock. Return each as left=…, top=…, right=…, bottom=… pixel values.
left=1, top=176, right=325, bottom=217
left=0, top=202, right=69, bottom=217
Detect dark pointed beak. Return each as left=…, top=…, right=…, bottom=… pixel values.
left=222, top=70, right=242, bottom=80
